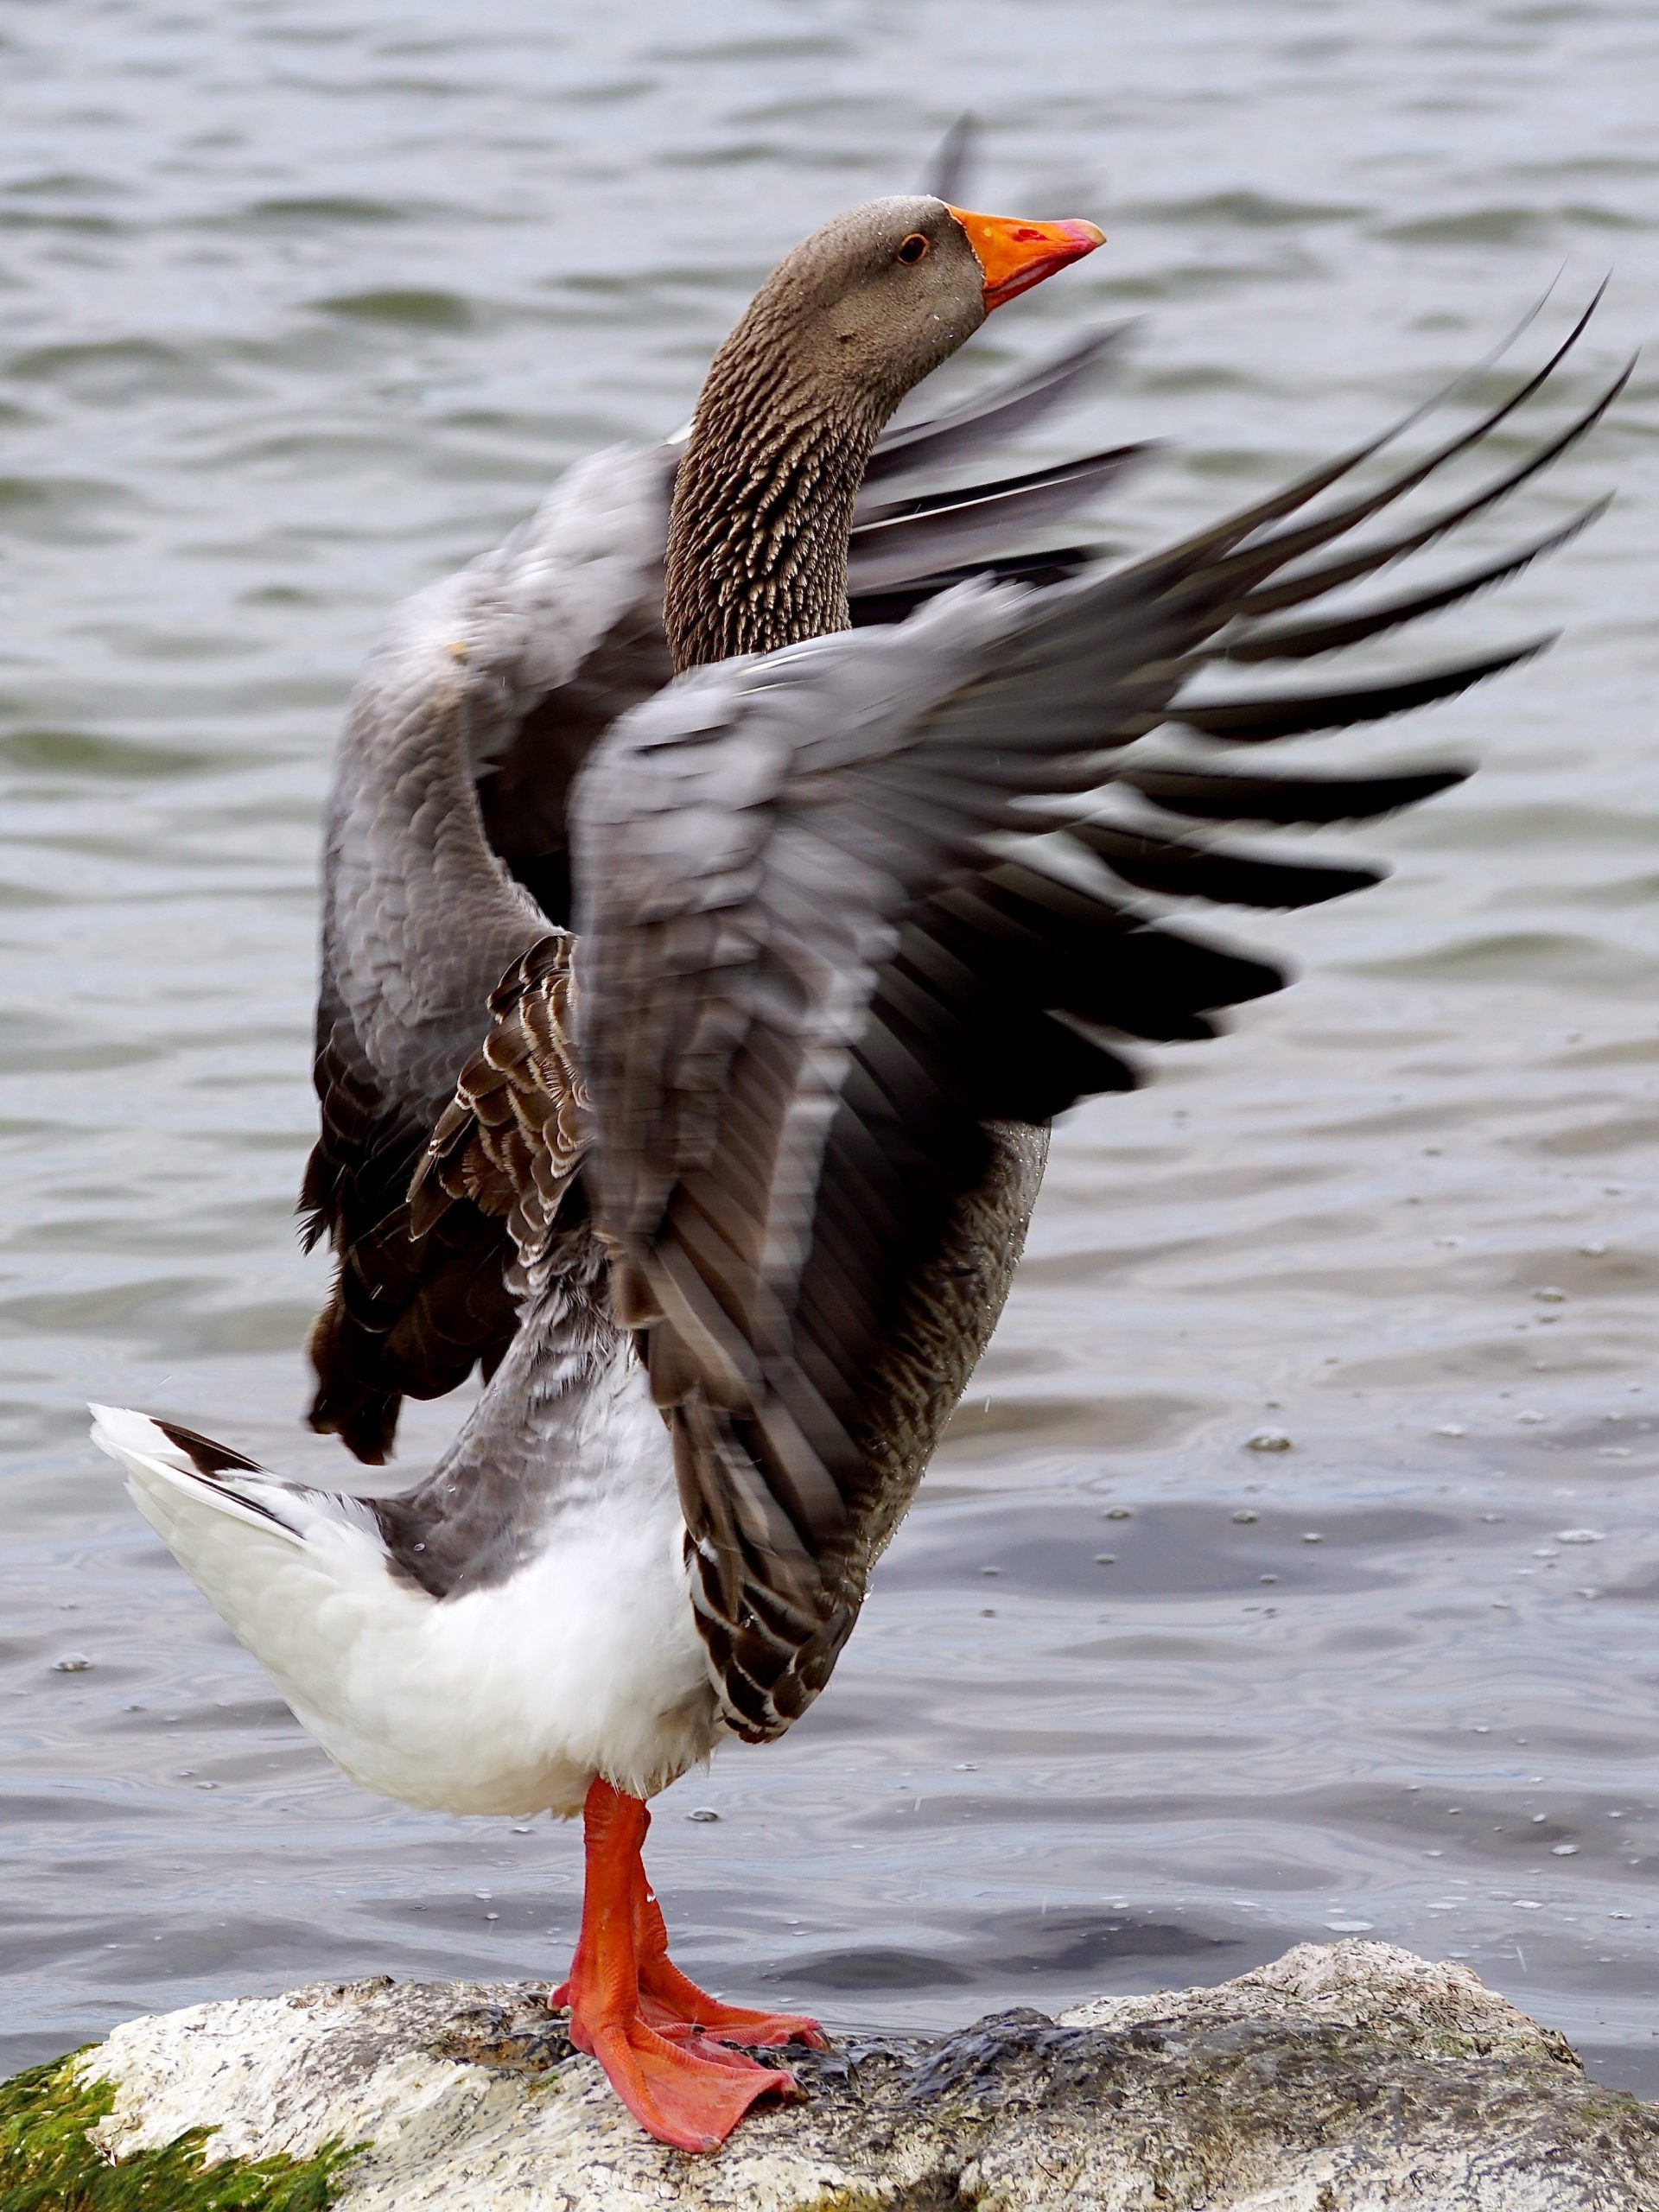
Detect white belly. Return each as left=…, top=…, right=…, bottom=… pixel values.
left=121, top=1376, right=721, bottom=1819
left=287, top=1489, right=719, bottom=1818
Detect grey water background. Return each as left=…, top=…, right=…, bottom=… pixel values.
left=1, top=0, right=1656, bottom=2092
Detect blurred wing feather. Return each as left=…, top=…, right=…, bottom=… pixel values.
left=861, top=323, right=1135, bottom=491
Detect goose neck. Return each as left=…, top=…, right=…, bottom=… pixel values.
left=664, top=340, right=884, bottom=672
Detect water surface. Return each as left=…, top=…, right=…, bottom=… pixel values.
left=3, top=0, right=1657, bottom=2093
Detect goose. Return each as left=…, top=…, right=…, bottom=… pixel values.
left=91, top=192, right=1619, bottom=2152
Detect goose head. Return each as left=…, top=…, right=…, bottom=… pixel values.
left=727, top=194, right=1104, bottom=416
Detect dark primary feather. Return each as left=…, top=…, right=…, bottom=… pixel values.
left=1225, top=368, right=1629, bottom=632
left=849, top=543, right=1097, bottom=629
left=305, top=941, right=594, bottom=1467
left=849, top=442, right=1147, bottom=593
left=1173, top=636, right=1553, bottom=743
left=1213, top=502, right=1608, bottom=665
left=1065, top=821, right=1384, bottom=909
left=1120, top=762, right=1471, bottom=825
left=1158, top=309, right=1624, bottom=621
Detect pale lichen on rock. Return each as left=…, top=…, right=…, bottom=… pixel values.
left=8, top=1942, right=1658, bottom=2210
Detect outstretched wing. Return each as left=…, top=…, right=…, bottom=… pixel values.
left=301, top=444, right=673, bottom=1462
left=569, top=318, right=1620, bottom=1741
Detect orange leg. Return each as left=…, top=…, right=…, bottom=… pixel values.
left=550, top=1777, right=807, bottom=2152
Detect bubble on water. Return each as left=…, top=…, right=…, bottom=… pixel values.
left=1551, top=1844, right=1580, bottom=1857
left=1103, top=1506, right=1133, bottom=1520
left=687, top=1808, right=721, bottom=1822
left=1532, top=1287, right=1568, bottom=1303
left=1094, top=1554, right=1116, bottom=1565
left=1231, top=1510, right=1258, bottom=1523
left=1247, top=1430, right=1292, bottom=1452
left=1325, top=1918, right=1373, bottom=1932
left=1557, top=1529, right=1605, bottom=1545
left=1436, top=1423, right=1466, bottom=1438
left=1301, top=1531, right=1323, bottom=1544
left=1514, top=1899, right=1543, bottom=1910
left=51, top=1654, right=92, bottom=1673
left=1516, top=1411, right=1546, bottom=1425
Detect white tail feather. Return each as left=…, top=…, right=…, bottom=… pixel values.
left=89, top=1404, right=308, bottom=1543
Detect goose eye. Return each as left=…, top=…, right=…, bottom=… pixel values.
left=896, top=232, right=930, bottom=265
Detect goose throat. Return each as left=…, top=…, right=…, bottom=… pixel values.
left=663, top=356, right=884, bottom=672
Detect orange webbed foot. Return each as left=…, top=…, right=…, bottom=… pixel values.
left=583, top=2012, right=800, bottom=2153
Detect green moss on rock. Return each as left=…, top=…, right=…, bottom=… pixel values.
left=0, top=2053, right=359, bottom=2212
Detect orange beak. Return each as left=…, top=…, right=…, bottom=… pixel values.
left=945, top=204, right=1105, bottom=311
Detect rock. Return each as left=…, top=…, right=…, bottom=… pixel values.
left=12, top=1940, right=1659, bottom=2209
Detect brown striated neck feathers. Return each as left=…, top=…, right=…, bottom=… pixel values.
left=664, top=338, right=883, bottom=671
